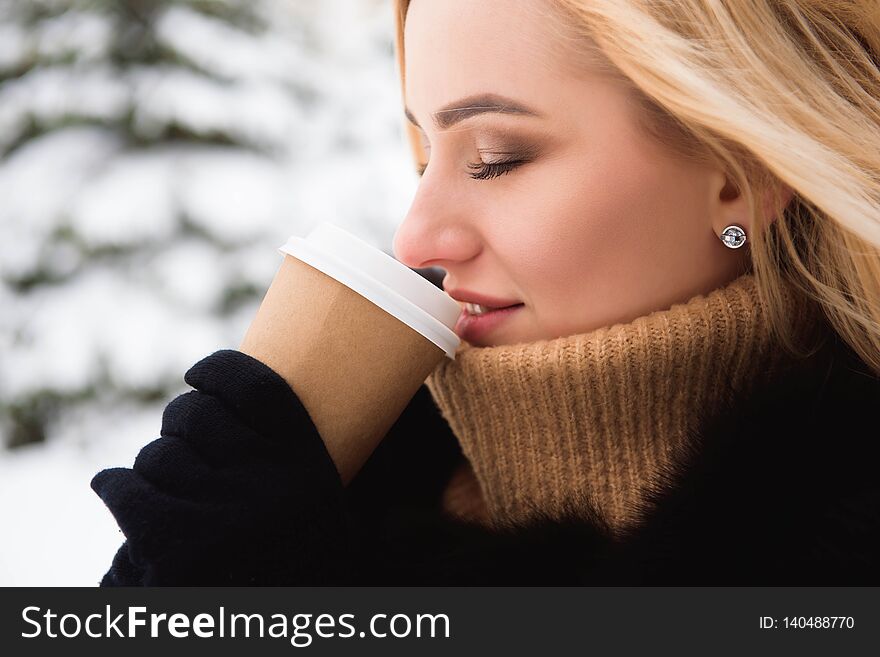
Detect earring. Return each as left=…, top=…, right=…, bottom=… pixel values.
left=720, top=224, right=747, bottom=249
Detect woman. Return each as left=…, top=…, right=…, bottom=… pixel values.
left=91, top=0, right=880, bottom=585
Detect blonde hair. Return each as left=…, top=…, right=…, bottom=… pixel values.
left=393, top=0, right=880, bottom=375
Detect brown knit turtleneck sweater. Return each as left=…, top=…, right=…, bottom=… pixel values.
left=425, top=273, right=821, bottom=536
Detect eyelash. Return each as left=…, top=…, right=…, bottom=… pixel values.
left=416, top=159, right=525, bottom=180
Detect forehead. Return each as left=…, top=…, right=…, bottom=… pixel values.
left=403, top=0, right=576, bottom=116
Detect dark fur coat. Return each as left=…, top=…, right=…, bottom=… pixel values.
left=91, top=328, right=880, bottom=585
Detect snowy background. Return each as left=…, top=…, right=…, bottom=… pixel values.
left=0, top=0, right=430, bottom=585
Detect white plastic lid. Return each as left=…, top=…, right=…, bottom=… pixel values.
left=278, top=222, right=461, bottom=359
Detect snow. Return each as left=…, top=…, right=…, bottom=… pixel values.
left=0, top=399, right=175, bottom=586
left=70, top=149, right=179, bottom=247
left=0, top=126, right=124, bottom=277
left=0, top=65, right=130, bottom=151
left=154, top=4, right=325, bottom=86
left=176, top=147, right=294, bottom=243
left=2, top=265, right=232, bottom=396
left=35, top=10, right=113, bottom=62
left=130, top=65, right=307, bottom=151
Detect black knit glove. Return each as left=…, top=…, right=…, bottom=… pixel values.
left=91, top=349, right=356, bottom=586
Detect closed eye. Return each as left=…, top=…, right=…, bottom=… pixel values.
left=416, top=159, right=526, bottom=180
left=466, top=160, right=524, bottom=180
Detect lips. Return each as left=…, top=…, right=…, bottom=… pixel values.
left=463, top=301, right=523, bottom=314
left=444, top=287, right=522, bottom=309
left=454, top=303, right=525, bottom=344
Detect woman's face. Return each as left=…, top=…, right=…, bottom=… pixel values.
left=392, top=0, right=753, bottom=347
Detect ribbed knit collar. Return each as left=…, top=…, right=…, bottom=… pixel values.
left=425, top=273, right=821, bottom=536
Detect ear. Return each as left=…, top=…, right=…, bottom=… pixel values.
left=709, top=172, right=794, bottom=236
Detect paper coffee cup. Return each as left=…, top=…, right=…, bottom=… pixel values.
left=238, top=222, right=460, bottom=485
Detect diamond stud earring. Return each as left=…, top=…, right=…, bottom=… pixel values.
left=720, top=224, right=747, bottom=249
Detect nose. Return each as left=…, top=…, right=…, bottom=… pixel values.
left=392, top=175, right=482, bottom=271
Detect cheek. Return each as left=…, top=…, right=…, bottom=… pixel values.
left=498, top=142, right=709, bottom=333
left=529, top=154, right=659, bottom=288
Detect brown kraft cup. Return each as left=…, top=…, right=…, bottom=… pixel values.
left=238, top=223, right=461, bottom=486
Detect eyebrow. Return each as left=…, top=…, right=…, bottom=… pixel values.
left=404, top=93, right=544, bottom=131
